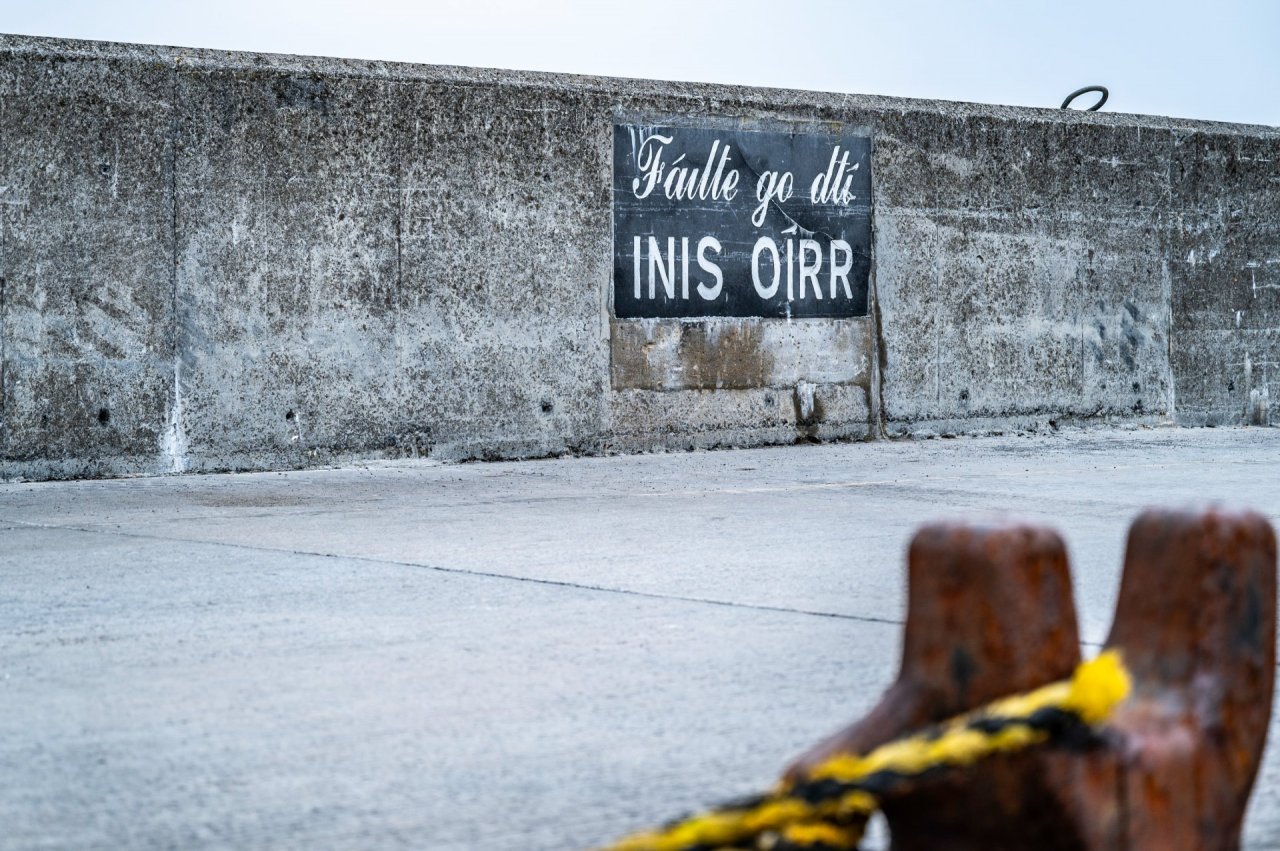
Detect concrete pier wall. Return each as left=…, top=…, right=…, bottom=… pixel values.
left=1, top=35, right=1277, bottom=480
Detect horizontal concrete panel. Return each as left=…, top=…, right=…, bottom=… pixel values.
left=610, top=318, right=871, bottom=392
left=875, top=112, right=1176, bottom=215
left=876, top=209, right=1174, bottom=423
left=1172, top=328, right=1280, bottom=427
left=609, top=383, right=872, bottom=452
left=1170, top=131, right=1280, bottom=214
left=1170, top=214, right=1280, bottom=333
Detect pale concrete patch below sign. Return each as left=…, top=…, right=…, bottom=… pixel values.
left=610, top=318, right=871, bottom=391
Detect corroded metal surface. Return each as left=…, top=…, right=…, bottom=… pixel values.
left=786, top=521, right=1084, bottom=848
left=1058, top=507, right=1278, bottom=851
left=787, top=508, right=1277, bottom=850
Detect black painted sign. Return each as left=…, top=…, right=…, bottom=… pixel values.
left=613, top=124, right=871, bottom=319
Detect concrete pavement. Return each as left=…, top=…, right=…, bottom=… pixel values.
left=4, top=427, right=1280, bottom=849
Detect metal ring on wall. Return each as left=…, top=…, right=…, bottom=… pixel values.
left=1061, top=86, right=1109, bottom=111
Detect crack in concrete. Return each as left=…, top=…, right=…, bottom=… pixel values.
left=0, top=515, right=905, bottom=627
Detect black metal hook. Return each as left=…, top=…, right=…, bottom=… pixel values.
left=1061, top=85, right=1109, bottom=111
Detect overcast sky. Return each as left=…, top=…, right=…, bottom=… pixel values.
left=3, top=0, right=1276, bottom=126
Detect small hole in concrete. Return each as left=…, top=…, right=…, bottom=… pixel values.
left=1132, top=382, right=1141, bottom=392
left=1229, top=380, right=1236, bottom=391
left=540, top=401, right=554, bottom=414
left=285, top=410, right=295, bottom=421
left=99, top=163, right=111, bottom=175
left=959, top=389, right=970, bottom=402
left=97, top=408, right=110, bottom=425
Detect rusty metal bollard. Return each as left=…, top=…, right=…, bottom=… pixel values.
left=787, top=508, right=1276, bottom=851
left=1049, top=507, right=1277, bottom=851
left=786, top=521, right=1084, bottom=848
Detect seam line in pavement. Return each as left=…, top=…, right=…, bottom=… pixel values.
left=1, top=516, right=905, bottom=627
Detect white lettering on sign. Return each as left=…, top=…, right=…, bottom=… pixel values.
left=752, top=170, right=794, bottom=228
left=615, top=125, right=870, bottom=317
left=631, top=234, right=729, bottom=301
left=809, top=145, right=860, bottom=205
left=829, top=240, right=854, bottom=299
left=744, top=236, right=856, bottom=302
left=632, top=133, right=740, bottom=202
left=635, top=234, right=860, bottom=304
left=696, top=236, right=723, bottom=300
left=799, top=239, right=822, bottom=300
left=752, top=236, right=781, bottom=299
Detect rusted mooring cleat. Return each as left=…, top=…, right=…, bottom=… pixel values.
left=789, top=507, right=1276, bottom=851
left=786, top=521, right=1086, bottom=849
left=1050, top=507, right=1277, bottom=851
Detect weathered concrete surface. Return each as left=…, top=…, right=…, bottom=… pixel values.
left=0, top=34, right=1278, bottom=480
left=874, top=120, right=1182, bottom=433
left=609, top=319, right=871, bottom=392
left=1170, top=133, right=1280, bottom=428
left=4, top=428, right=1280, bottom=849
left=0, top=46, right=177, bottom=478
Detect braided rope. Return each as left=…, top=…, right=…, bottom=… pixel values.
left=599, top=651, right=1131, bottom=851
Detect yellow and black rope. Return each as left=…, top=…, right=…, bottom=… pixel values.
left=598, top=651, right=1131, bottom=851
